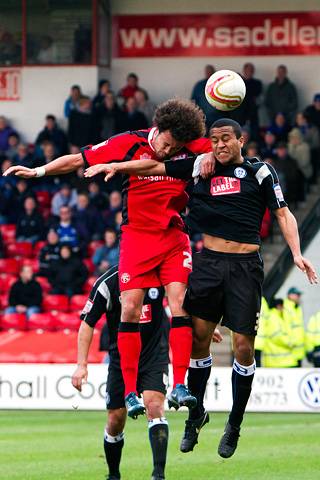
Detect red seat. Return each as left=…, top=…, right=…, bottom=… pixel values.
left=28, top=313, right=55, bottom=332
left=36, top=276, right=51, bottom=293
left=53, top=312, right=81, bottom=331
left=83, top=258, right=95, bottom=274
left=87, top=241, right=104, bottom=258
left=6, top=241, right=33, bottom=258
left=0, top=274, right=17, bottom=293
left=42, top=295, right=69, bottom=312
left=0, top=224, right=16, bottom=243
left=35, top=191, right=51, bottom=208
left=33, top=241, right=46, bottom=258
left=21, top=258, right=39, bottom=273
left=84, top=276, right=97, bottom=293
left=0, top=294, right=9, bottom=309
left=0, top=258, right=20, bottom=275
left=0, top=313, right=27, bottom=331
left=69, top=294, right=87, bottom=311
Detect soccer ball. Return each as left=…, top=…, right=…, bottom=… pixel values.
left=205, top=70, right=246, bottom=111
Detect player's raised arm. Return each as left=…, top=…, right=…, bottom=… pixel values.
left=84, top=159, right=166, bottom=182
left=71, top=321, right=94, bottom=391
left=274, top=206, right=318, bottom=284
left=3, top=153, right=84, bottom=179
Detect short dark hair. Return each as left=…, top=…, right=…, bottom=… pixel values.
left=127, top=72, right=138, bottom=81
left=154, top=98, right=206, bottom=143
left=210, top=118, right=242, bottom=139
left=46, top=114, right=56, bottom=122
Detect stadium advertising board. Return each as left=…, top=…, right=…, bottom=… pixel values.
left=0, top=69, right=21, bottom=101
left=113, top=12, right=320, bottom=57
left=1, top=365, right=319, bottom=412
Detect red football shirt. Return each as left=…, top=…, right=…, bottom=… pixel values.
left=82, top=128, right=211, bottom=231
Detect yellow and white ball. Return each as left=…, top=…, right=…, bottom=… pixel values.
left=205, top=69, right=246, bottom=111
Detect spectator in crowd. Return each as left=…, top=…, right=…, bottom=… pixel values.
left=73, top=23, right=92, bottom=63
left=306, top=310, right=320, bottom=367
left=12, top=178, right=34, bottom=214
left=118, top=72, right=140, bottom=101
left=51, top=183, right=78, bottom=217
left=88, top=181, right=109, bottom=212
left=255, top=298, right=298, bottom=367
left=134, top=88, right=156, bottom=126
left=48, top=244, right=88, bottom=296
left=114, top=210, right=122, bottom=233
left=38, top=229, right=60, bottom=277
left=6, top=265, right=42, bottom=318
left=287, top=128, right=312, bottom=201
left=243, top=141, right=259, bottom=158
left=68, top=96, right=98, bottom=148
left=5, top=132, right=20, bottom=160
left=37, top=35, right=58, bottom=64
left=123, top=96, right=149, bottom=131
left=304, top=93, right=320, bottom=131
left=96, top=92, right=126, bottom=140
left=0, top=31, right=21, bottom=65
left=72, top=191, right=102, bottom=243
left=103, top=190, right=122, bottom=228
left=92, top=79, right=112, bottom=112
left=54, top=206, right=80, bottom=251
left=16, top=196, right=44, bottom=243
left=265, top=65, right=298, bottom=124
left=64, top=84, right=82, bottom=118
left=0, top=159, right=19, bottom=223
left=283, top=287, right=305, bottom=367
left=35, top=115, right=68, bottom=156
left=0, top=116, right=18, bottom=154
left=260, top=130, right=277, bottom=159
left=191, top=64, right=221, bottom=131
left=294, top=111, right=320, bottom=182
left=273, top=142, right=300, bottom=206
left=92, top=228, right=119, bottom=275
left=36, top=141, right=62, bottom=191
left=234, top=62, right=263, bottom=139
left=268, top=112, right=290, bottom=143
left=12, top=143, right=35, bottom=168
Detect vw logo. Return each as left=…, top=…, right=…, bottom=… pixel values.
left=299, top=371, right=320, bottom=409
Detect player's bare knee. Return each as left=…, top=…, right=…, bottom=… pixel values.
left=107, top=409, right=126, bottom=436
left=121, top=300, right=141, bottom=323
left=143, top=391, right=165, bottom=420
left=234, top=342, right=255, bottom=365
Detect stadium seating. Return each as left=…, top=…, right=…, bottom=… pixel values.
left=42, top=294, right=69, bottom=312
left=36, top=276, right=51, bottom=293
left=28, top=313, right=55, bottom=332
left=35, top=191, right=51, bottom=209
left=6, top=241, right=33, bottom=258
left=53, top=312, right=81, bottom=331
left=0, top=294, right=9, bottom=309
left=0, top=274, right=17, bottom=293
left=84, top=275, right=97, bottom=292
left=69, top=294, right=87, bottom=311
left=32, top=241, right=46, bottom=258
left=21, top=258, right=39, bottom=272
left=87, top=240, right=104, bottom=257
left=0, top=224, right=16, bottom=243
left=0, top=313, right=27, bottom=331
left=0, top=258, right=20, bottom=275
left=83, top=258, right=95, bottom=274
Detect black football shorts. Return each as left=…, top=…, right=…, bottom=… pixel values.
left=183, top=248, right=264, bottom=336
left=105, top=350, right=168, bottom=410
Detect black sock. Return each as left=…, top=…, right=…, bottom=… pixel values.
left=148, top=418, right=168, bottom=479
left=228, top=359, right=256, bottom=429
left=104, top=430, right=124, bottom=479
left=187, top=356, right=212, bottom=420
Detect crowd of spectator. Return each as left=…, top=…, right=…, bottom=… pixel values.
left=0, top=65, right=319, bottom=324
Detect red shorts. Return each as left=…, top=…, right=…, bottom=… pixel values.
left=119, top=226, right=192, bottom=291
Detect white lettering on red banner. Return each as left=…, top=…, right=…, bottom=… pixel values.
left=0, top=69, right=21, bottom=100
left=114, top=12, right=320, bottom=57
left=139, top=304, right=152, bottom=323
left=211, top=177, right=241, bottom=196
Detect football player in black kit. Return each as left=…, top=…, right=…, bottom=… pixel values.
left=71, top=265, right=170, bottom=480
left=84, top=118, right=317, bottom=460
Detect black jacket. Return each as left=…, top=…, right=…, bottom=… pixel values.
left=16, top=211, right=44, bottom=239
left=9, top=279, right=43, bottom=307
left=48, top=256, right=88, bottom=293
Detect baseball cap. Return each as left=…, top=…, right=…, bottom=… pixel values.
left=287, top=287, right=302, bottom=295
left=313, top=93, right=320, bottom=102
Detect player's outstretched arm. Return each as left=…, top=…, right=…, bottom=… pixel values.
left=274, top=206, right=318, bottom=284
left=3, top=153, right=84, bottom=179
left=71, top=321, right=94, bottom=392
left=84, top=159, right=166, bottom=182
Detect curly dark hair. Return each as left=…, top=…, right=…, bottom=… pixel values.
left=153, top=98, right=206, bottom=142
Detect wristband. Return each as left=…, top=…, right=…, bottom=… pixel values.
left=35, top=166, right=46, bottom=177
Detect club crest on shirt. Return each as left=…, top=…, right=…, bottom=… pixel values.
left=140, top=153, right=152, bottom=159
left=234, top=167, right=247, bottom=179
left=120, top=273, right=131, bottom=283
left=148, top=288, right=159, bottom=300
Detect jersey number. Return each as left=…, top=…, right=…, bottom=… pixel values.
left=183, top=251, right=192, bottom=270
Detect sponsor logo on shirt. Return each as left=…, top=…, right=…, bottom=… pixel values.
left=274, top=184, right=284, bottom=202
left=234, top=167, right=247, bottom=178
left=120, top=273, right=131, bottom=283
left=137, top=175, right=181, bottom=182
left=171, top=153, right=188, bottom=161
left=82, top=299, right=93, bottom=315
left=211, top=176, right=241, bottom=196
left=139, top=304, right=152, bottom=323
